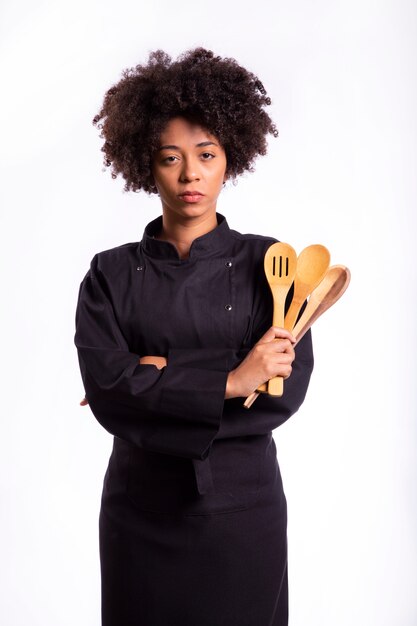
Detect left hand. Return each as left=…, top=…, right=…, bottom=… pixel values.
left=79, top=355, right=167, bottom=406
left=226, top=327, right=295, bottom=398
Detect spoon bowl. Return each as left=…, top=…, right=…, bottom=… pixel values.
left=284, top=244, right=330, bottom=331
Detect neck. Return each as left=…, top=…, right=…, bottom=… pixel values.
left=155, top=210, right=218, bottom=259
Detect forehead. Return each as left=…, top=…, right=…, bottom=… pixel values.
left=158, top=116, right=217, bottom=144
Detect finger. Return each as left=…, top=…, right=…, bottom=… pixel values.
left=271, top=326, right=296, bottom=342
left=264, top=352, right=295, bottom=370
left=265, top=338, right=295, bottom=354
left=257, top=326, right=296, bottom=344
left=140, top=355, right=167, bottom=369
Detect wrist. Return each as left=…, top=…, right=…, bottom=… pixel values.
left=225, top=370, right=237, bottom=399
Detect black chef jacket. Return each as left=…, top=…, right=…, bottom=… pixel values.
left=74, top=211, right=314, bottom=511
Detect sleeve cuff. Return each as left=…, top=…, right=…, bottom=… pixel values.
left=157, top=348, right=232, bottom=459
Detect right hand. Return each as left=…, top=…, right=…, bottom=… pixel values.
left=225, top=326, right=296, bottom=399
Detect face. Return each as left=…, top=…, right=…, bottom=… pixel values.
left=151, top=116, right=228, bottom=220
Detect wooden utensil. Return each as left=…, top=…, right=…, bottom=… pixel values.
left=251, top=244, right=329, bottom=396
left=243, top=264, right=351, bottom=409
left=284, top=244, right=330, bottom=331
left=291, top=264, right=351, bottom=342
left=254, top=244, right=329, bottom=393
left=263, top=242, right=297, bottom=396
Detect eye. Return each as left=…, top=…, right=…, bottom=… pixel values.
left=201, top=152, right=215, bottom=160
left=163, top=155, right=178, bottom=164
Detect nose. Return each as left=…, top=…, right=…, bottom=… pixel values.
left=179, top=156, right=200, bottom=182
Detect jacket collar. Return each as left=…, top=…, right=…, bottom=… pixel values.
left=140, top=212, right=232, bottom=261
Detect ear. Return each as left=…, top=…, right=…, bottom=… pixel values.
left=149, top=176, right=159, bottom=194
left=149, top=173, right=158, bottom=191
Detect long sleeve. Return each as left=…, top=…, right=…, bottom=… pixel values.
left=74, top=257, right=232, bottom=460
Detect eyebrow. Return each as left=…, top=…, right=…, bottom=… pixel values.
left=157, top=141, right=218, bottom=151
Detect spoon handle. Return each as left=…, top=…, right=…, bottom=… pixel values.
left=267, top=295, right=286, bottom=396
left=284, top=296, right=304, bottom=331
left=243, top=390, right=260, bottom=408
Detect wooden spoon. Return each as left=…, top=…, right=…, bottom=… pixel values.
left=243, top=264, right=351, bottom=409
left=291, top=264, right=351, bottom=342
left=284, top=244, right=330, bottom=331
left=263, top=242, right=298, bottom=396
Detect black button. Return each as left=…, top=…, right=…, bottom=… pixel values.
left=225, top=304, right=232, bottom=311
left=225, top=261, right=232, bottom=267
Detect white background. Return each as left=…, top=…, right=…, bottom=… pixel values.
left=1, top=1, right=416, bottom=624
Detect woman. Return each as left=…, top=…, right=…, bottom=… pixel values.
left=74, top=47, right=314, bottom=626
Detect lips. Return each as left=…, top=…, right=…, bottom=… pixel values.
left=178, top=191, right=205, bottom=204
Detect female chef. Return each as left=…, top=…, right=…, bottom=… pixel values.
left=74, top=47, right=314, bottom=626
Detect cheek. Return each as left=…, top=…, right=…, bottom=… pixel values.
left=211, top=159, right=227, bottom=183
left=152, top=170, right=172, bottom=193
left=217, top=157, right=228, bottom=180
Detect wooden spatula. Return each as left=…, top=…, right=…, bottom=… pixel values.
left=284, top=244, right=330, bottom=331
left=263, top=242, right=297, bottom=396
left=243, top=264, right=351, bottom=409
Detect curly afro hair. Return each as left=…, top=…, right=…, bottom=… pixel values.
left=92, top=47, right=278, bottom=194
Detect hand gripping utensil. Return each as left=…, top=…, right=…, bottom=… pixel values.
left=263, top=242, right=298, bottom=396
left=243, top=263, right=351, bottom=409
left=284, top=244, right=331, bottom=331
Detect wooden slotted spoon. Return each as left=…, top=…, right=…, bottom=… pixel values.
left=284, top=244, right=330, bottom=331
left=264, top=242, right=297, bottom=396
left=243, top=264, right=351, bottom=409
